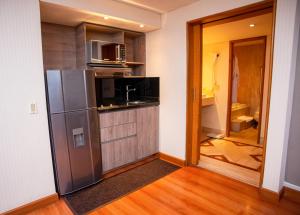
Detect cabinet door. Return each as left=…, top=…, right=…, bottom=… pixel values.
left=114, top=136, right=137, bottom=168
left=101, top=142, right=115, bottom=172
left=137, top=106, right=159, bottom=159
left=101, top=136, right=137, bottom=172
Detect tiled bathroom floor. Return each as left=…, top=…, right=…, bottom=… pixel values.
left=225, top=127, right=263, bottom=146
left=199, top=138, right=262, bottom=187
left=200, top=139, right=263, bottom=171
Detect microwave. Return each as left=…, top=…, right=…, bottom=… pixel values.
left=87, top=40, right=126, bottom=64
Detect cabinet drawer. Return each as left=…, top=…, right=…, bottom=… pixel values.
left=101, top=136, right=137, bottom=172
left=100, top=122, right=136, bottom=143
left=99, top=109, right=136, bottom=128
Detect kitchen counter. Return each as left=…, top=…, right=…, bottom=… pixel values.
left=97, top=101, right=160, bottom=112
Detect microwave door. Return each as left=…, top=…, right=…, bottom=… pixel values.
left=91, top=41, right=102, bottom=63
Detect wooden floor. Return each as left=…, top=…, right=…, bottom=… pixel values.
left=27, top=167, right=300, bottom=215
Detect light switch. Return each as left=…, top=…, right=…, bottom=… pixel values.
left=30, top=103, right=38, bottom=114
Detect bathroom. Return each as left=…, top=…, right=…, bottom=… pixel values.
left=198, top=12, right=272, bottom=187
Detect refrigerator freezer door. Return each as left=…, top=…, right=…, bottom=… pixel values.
left=62, top=70, right=97, bottom=111
left=50, top=113, right=73, bottom=194
left=65, top=109, right=101, bottom=191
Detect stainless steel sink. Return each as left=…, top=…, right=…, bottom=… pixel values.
left=127, top=100, right=147, bottom=105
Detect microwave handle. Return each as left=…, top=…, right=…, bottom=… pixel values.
left=116, top=45, right=120, bottom=61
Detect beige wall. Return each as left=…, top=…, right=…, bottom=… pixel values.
left=202, top=42, right=229, bottom=132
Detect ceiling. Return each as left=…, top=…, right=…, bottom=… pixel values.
left=40, top=2, right=157, bottom=32
left=115, top=0, right=200, bottom=13
left=203, top=13, right=273, bottom=45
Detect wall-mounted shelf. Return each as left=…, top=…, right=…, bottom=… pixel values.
left=77, top=22, right=146, bottom=76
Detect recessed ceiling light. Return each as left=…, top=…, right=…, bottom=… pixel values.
left=139, top=24, right=144, bottom=28
left=249, top=24, right=255, bottom=27
left=104, top=16, right=109, bottom=20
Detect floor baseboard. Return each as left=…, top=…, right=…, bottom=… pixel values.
left=3, top=193, right=58, bottom=215
left=260, top=187, right=284, bottom=203
left=159, top=152, right=186, bottom=167
left=283, top=186, right=300, bottom=204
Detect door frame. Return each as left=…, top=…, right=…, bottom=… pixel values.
left=225, top=36, right=267, bottom=144
left=186, top=0, right=276, bottom=187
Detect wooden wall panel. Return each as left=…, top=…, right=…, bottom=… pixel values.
left=75, top=24, right=86, bottom=69
left=41, top=23, right=77, bottom=70
left=234, top=43, right=265, bottom=116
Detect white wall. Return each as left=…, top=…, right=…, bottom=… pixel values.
left=146, top=0, right=299, bottom=192
left=263, top=0, right=300, bottom=192
left=0, top=0, right=56, bottom=213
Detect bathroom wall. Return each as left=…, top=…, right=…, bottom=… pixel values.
left=202, top=42, right=230, bottom=132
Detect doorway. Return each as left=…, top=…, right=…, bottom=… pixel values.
left=226, top=36, right=267, bottom=146
left=186, top=0, right=275, bottom=187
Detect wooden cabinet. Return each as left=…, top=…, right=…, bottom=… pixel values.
left=41, top=22, right=146, bottom=75
left=100, top=106, right=159, bottom=172
left=137, top=106, right=159, bottom=159
left=100, top=109, right=138, bottom=172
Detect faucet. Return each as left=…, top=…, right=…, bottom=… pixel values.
left=126, top=85, right=136, bottom=102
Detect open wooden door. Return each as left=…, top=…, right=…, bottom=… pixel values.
left=186, top=24, right=202, bottom=165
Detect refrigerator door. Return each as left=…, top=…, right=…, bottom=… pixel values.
left=62, top=69, right=97, bottom=111
left=46, top=70, right=65, bottom=114
left=65, top=109, right=102, bottom=191
left=50, top=113, right=73, bottom=194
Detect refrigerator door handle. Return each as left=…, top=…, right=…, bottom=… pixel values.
left=72, top=127, right=85, bottom=148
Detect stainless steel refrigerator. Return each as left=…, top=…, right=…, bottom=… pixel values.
left=45, top=69, right=102, bottom=195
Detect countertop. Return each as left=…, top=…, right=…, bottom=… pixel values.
left=97, top=101, right=160, bottom=113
